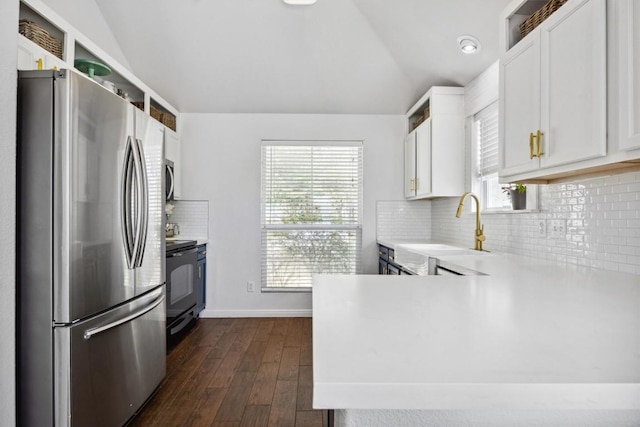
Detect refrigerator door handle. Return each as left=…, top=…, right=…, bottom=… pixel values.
left=133, top=138, right=149, bottom=268
left=121, top=136, right=136, bottom=269
left=167, top=163, right=175, bottom=200
left=83, top=292, right=165, bottom=340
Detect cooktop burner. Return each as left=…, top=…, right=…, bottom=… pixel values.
left=166, top=239, right=197, bottom=253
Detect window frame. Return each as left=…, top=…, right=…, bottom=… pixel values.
left=469, top=102, right=537, bottom=213
left=260, top=140, right=363, bottom=292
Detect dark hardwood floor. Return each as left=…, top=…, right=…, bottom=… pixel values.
left=130, top=317, right=328, bottom=427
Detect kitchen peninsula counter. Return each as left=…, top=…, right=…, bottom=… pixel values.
left=312, top=252, right=640, bottom=424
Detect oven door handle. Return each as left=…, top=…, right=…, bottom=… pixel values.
left=83, top=292, right=165, bottom=340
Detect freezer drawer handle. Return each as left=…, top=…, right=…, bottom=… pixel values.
left=83, top=293, right=165, bottom=340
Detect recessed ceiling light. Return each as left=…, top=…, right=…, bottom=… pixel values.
left=457, top=35, right=481, bottom=54
left=283, top=0, right=317, bottom=5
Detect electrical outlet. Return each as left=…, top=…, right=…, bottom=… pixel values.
left=538, top=221, right=546, bottom=236
left=247, top=281, right=255, bottom=292
left=548, top=219, right=566, bottom=238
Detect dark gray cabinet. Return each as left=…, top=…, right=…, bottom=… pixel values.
left=196, top=244, right=207, bottom=315
left=378, top=244, right=413, bottom=275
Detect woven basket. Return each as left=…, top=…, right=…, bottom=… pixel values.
left=160, top=113, right=176, bottom=131
left=519, top=0, right=568, bottom=39
left=412, top=115, right=426, bottom=130
left=149, top=105, right=162, bottom=122
left=19, top=20, right=63, bottom=59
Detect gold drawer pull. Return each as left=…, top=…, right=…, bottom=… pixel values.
left=536, top=130, right=544, bottom=157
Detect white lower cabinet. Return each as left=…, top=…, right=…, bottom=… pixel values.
left=499, top=0, right=607, bottom=182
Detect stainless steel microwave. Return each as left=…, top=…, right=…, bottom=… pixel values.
left=165, top=160, right=175, bottom=201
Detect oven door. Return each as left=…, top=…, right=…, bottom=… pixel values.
left=166, top=247, right=197, bottom=327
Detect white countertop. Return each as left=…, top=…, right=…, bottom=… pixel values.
left=312, top=251, right=640, bottom=411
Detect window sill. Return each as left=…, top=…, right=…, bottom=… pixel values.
left=261, top=287, right=312, bottom=293
left=481, top=208, right=540, bottom=215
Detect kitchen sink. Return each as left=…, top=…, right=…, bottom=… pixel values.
left=394, top=243, right=489, bottom=275
left=396, top=243, right=490, bottom=257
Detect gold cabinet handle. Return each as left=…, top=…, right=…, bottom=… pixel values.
left=529, top=132, right=535, bottom=159
left=536, top=130, right=544, bottom=157
left=410, top=178, right=417, bottom=191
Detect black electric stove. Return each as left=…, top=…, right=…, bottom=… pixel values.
left=166, top=239, right=197, bottom=253
left=165, top=239, right=198, bottom=347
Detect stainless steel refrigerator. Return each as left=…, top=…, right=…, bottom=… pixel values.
left=17, top=69, right=166, bottom=426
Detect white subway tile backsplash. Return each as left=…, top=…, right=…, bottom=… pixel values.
left=376, top=200, right=431, bottom=242
left=379, top=171, right=640, bottom=275
left=167, top=200, right=209, bottom=239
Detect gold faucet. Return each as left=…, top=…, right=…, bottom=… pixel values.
left=455, top=192, right=486, bottom=251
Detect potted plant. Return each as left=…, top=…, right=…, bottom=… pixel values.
left=502, top=183, right=527, bottom=210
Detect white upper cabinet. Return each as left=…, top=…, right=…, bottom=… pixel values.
left=612, top=0, right=640, bottom=152
left=499, top=0, right=607, bottom=182
left=404, top=130, right=417, bottom=199
left=500, top=32, right=541, bottom=176
left=164, top=129, right=182, bottom=200
left=404, top=87, right=465, bottom=199
left=17, top=34, right=66, bottom=71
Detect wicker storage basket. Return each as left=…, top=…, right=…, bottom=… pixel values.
left=18, top=20, right=63, bottom=59
left=149, top=105, right=162, bottom=122
left=130, top=102, right=175, bottom=131
left=160, top=113, right=176, bottom=131
left=519, top=0, right=568, bottom=39
left=412, top=116, right=426, bottom=130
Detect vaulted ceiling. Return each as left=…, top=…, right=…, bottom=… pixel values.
left=94, top=0, right=511, bottom=114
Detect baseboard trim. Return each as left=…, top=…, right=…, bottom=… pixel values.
left=199, top=309, right=312, bottom=318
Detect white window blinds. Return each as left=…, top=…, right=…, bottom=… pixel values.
left=261, top=141, right=363, bottom=289
left=475, top=101, right=499, bottom=177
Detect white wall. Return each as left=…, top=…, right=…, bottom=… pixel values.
left=37, top=0, right=132, bottom=69
left=0, top=1, right=18, bottom=423
left=180, top=114, right=405, bottom=317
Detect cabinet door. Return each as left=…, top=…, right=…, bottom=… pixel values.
left=404, top=130, right=416, bottom=198
left=165, top=129, right=182, bottom=200
left=378, top=258, right=388, bottom=275
left=539, top=0, right=606, bottom=168
left=197, top=258, right=206, bottom=313
left=618, top=0, right=640, bottom=151
left=499, top=32, right=541, bottom=176
left=18, top=36, right=66, bottom=71
left=415, top=119, right=432, bottom=197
